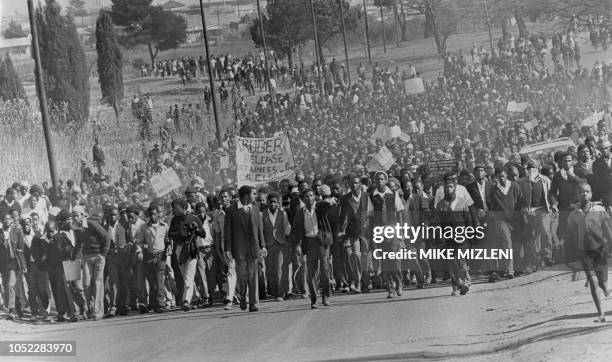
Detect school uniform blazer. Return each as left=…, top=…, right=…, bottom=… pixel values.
left=0, top=227, right=27, bottom=273
left=224, top=203, right=265, bottom=260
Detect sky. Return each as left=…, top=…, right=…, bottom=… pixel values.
left=0, top=0, right=185, bottom=18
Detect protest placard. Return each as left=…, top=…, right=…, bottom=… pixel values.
left=423, top=130, right=452, bottom=149
left=427, top=159, right=458, bottom=177
left=219, top=154, right=230, bottom=169
left=235, top=134, right=295, bottom=185
left=404, top=77, right=425, bottom=95
left=506, top=101, right=530, bottom=113
left=366, top=146, right=396, bottom=172
left=580, top=111, right=604, bottom=127
left=150, top=168, right=182, bottom=197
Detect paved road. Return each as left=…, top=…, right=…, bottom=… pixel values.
left=2, top=270, right=612, bottom=361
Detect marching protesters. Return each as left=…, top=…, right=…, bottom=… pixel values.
left=101, top=205, right=130, bottom=317
left=26, top=218, right=52, bottom=322
left=73, top=205, right=111, bottom=320
left=0, top=213, right=28, bottom=320
left=169, top=199, right=206, bottom=311
left=369, top=171, right=405, bottom=299
left=211, top=190, right=237, bottom=310
left=125, top=205, right=147, bottom=312
left=291, top=189, right=332, bottom=308
left=338, top=174, right=369, bottom=293
left=567, top=182, right=612, bottom=322
left=262, top=192, right=291, bottom=301
left=434, top=175, right=473, bottom=296
left=224, top=186, right=266, bottom=312
left=194, top=201, right=214, bottom=308
left=142, top=205, right=170, bottom=313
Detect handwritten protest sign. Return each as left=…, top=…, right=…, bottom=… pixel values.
left=366, top=146, right=396, bottom=172
left=370, top=124, right=412, bottom=145
left=219, top=154, right=229, bottom=169
left=427, top=159, right=458, bottom=177
left=423, top=130, right=452, bottom=149
left=235, top=134, right=295, bottom=185
left=404, top=78, right=425, bottom=95
left=506, top=101, right=530, bottom=113
left=150, top=168, right=182, bottom=197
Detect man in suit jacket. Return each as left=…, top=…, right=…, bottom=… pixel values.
left=224, top=185, right=266, bottom=312
left=0, top=213, right=27, bottom=320
left=101, top=205, right=130, bottom=316
left=291, top=189, right=333, bottom=308
left=592, top=143, right=612, bottom=208
left=466, top=165, right=495, bottom=225
left=211, top=190, right=236, bottom=310
left=338, top=174, right=369, bottom=293
left=262, top=192, right=291, bottom=300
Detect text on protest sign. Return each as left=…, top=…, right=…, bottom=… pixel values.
left=235, top=135, right=295, bottom=185
left=427, top=159, right=459, bottom=177
left=422, top=130, right=452, bottom=149
left=150, top=168, right=182, bottom=197
left=404, top=77, right=425, bottom=95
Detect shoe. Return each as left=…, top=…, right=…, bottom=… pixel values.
left=79, top=314, right=87, bottom=321
left=451, top=290, right=459, bottom=296
left=198, top=299, right=210, bottom=309
left=322, top=297, right=330, bottom=307
left=108, top=307, right=117, bottom=317
left=154, top=307, right=167, bottom=313
left=40, top=314, right=52, bottom=323
left=349, top=285, right=360, bottom=294
left=224, top=304, right=233, bottom=311
left=30, top=315, right=38, bottom=322
left=69, top=316, right=79, bottom=322
left=459, top=285, right=470, bottom=295
left=275, top=297, right=284, bottom=302
left=386, top=293, right=395, bottom=299
left=488, top=272, right=500, bottom=283
left=249, top=305, right=259, bottom=312
left=311, top=303, right=320, bottom=309
left=56, top=316, right=67, bottom=323
left=182, top=302, right=191, bottom=312
left=6, top=311, right=15, bottom=320
left=395, top=285, right=403, bottom=297
left=506, top=272, right=515, bottom=280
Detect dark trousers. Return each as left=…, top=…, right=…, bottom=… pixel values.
left=289, top=244, right=308, bottom=295
left=265, top=243, right=289, bottom=298
left=236, top=258, right=259, bottom=307
left=144, top=251, right=166, bottom=309
left=107, top=250, right=131, bottom=312
left=47, top=265, right=73, bottom=317
left=306, top=237, right=331, bottom=304
left=25, top=265, right=49, bottom=316
left=344, top=237, right=362, bottom=287
left=196, top=247, right=213, bottom=300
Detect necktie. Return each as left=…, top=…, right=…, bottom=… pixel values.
left=381, top=194, right=388, bottom=225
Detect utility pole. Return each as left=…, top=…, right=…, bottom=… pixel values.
left=380, top=2, right=386, bottom=54
left=482, top=0, right=495, bottom=57
left=199, top=0, right=223, bottom=147
left=308, top=0, right=324, bottom=95
left=256, top=0, right=276, bottom=121
left=362, top=0, right=372, bottom=66
left=27, top=0, right=59, bottom=194
left=338, top=0, right=351, bottom=86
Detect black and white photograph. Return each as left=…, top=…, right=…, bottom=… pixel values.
left=0, top=0, right=612, bottom=360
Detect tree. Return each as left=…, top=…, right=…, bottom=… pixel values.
left=110, top=0, right=187, bottom=66
left=0, top=55, right=26, bottom=101
left=2, top=20, right=27, bottom=39
left=67, top=0, right=88, bottom=26
left=96, top=10, right=123, bottom=120
left=249, top=0, right=312, bottom=68
left=406, top=0, right=458, bottom=56
left=36, top=0, right=90, bottom=126
left=312, top=0, right=360, bottom=61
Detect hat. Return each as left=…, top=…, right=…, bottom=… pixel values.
left=184, top=186, right=197, bottom=194
left=126, top=205, right=140, bottom=214
left=29, top=184, right=44, bottom=195
left=118, top=202, right=128, bottom=213
left=72, top=205, right=87, bottom=216
left=320, top=185, right=332, bottom=196
left=56, top=210, right=72, bottom=222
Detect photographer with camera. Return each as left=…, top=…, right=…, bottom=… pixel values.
left=169, top=198, right=206, bottom=311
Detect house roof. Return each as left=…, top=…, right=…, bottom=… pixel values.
left=0, top=36, right=30, bottom=49
left=161, top=0, right=186, bottom=9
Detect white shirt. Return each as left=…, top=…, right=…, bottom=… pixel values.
left=237, top=200, right=252, bottom=212
left=367, top=187, right=405, bottom=216
left=269, top=210, right=277, bottom=226
left=477, top=180, right=487, bottom=211
left=63, top=230, right=76, bottom=247
left=434, top=184, right=474, bottom=208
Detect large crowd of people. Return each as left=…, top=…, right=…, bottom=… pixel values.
left=1, top=29, right=612, bottom=323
